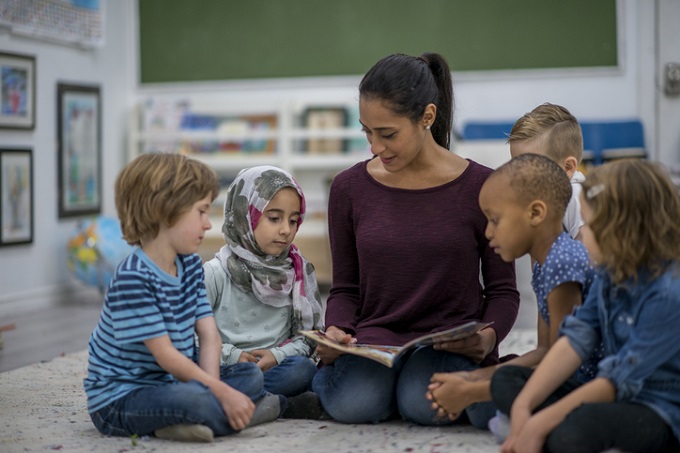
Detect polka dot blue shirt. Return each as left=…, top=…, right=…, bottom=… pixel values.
left=532, top=232, right=594, bottom=324
left=532, top=232, right=600, bottom=381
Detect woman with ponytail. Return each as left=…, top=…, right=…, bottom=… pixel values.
left=310, top=53, right=519, bottom=427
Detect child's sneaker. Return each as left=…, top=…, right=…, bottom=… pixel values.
left=247, top=393, right=284, bottom=427
left=282, top=391, right=332, bottom=420
left=488, top=411, right=510, bottom=444
left=154, top=424, right=214, bottom=442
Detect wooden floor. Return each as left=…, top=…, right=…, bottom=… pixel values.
left=0, top=298, right=103, bottom=373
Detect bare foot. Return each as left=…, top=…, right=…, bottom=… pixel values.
left=427, top=372, right=489, bottom=420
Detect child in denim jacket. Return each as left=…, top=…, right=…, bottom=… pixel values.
left=491, top=159, right=680, bottom=453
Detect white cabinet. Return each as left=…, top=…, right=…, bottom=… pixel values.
left=128, top=93, right=370, bottom=284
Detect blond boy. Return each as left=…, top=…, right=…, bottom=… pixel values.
left=507, top=103, right=584, bottom=240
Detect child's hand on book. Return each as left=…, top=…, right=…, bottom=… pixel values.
left=316, top=326, right=356, bottom=365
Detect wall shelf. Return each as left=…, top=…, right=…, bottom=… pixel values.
left=128, top=95, right=370, bottom=284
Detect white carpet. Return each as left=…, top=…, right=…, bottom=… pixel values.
left=0, top=329, right=535, bottom=453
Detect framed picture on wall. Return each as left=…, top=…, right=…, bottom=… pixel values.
left=0, top=148, right=33, bottom=246
left=57, top=83, right=102, bottom=218
left=0, top=51, right=36, bottom=129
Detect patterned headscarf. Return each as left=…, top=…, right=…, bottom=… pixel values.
left=217, top=166, right=323, bottom=332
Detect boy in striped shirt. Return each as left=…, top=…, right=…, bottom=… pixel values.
left=84, top=153, right=279, bottom=442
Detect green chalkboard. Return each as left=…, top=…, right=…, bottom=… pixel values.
left=138, top=0, right=617, bottom=84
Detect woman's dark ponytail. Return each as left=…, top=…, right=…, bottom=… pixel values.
left=420, top=53, right=453, bottom=149
left=359, top=52, right=454, bottom=149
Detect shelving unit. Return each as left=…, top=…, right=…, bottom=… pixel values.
left=128, top=93, right=370, bottom=284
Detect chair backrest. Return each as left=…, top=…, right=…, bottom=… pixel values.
left=580, top=120, right=645, bottom=164
left=461, top=122, right=515, bottom=141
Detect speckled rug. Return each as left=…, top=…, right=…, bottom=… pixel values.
left=0, top=329, right=535, bottom=453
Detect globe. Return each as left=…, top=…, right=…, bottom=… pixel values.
left=67, top=216, right=133, bottom=293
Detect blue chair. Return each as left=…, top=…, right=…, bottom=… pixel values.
left=461, top=122, right=515, bottom=141
left=580, top=120, right=646, bottom=165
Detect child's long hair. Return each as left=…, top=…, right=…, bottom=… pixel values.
left=582, top=159, right=680, bottom=283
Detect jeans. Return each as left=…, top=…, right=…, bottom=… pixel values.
left=263, top=355, right=317, bottom=396
left=312, top=346, right=495, bottom=428
left=490, top=365, right=680, bottom=453
left=90, top=362, right=265, bottom=437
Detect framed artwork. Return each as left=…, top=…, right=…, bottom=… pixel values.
left=57, top=83, right=102, bottom=218
left=303, top=107, right=348, bottom=154
left=0, top=51, right=36, bottom=129
left=0, top=148, right=33, bottom=246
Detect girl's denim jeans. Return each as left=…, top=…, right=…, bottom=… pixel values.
left=263, top=355, right=317, bottom=397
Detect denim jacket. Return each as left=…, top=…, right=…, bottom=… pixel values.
left=560, top=262, right=680, bottom=440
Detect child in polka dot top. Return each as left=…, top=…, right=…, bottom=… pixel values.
left=427, top=153, right=600, bottom=433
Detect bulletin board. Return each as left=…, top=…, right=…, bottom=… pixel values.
left=0, top=0, right=104, bottom=48
left=138, top=0, right=618, bottom=84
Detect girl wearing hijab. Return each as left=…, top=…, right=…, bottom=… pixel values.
left=203, top=166, right=323, bottom=403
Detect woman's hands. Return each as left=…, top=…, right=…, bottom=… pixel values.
left=433, top=327, right=497, bottom=363
left=315, top=326, right=356, bottom=365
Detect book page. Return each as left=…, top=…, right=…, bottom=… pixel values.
left=400, top=321, right=494, bottom=350
left=300, top=330, right=399, bottom=367
left=301, top=321, right=493, bottom=368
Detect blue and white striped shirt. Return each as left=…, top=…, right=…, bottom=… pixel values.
left=84, top=248, right=213, bottom=413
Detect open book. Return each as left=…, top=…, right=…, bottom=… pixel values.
left=300, top=320, right=493, bottom=368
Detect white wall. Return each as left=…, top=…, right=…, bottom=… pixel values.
left=0, top=0, right=665, bottom=317
left=0, top=1, right=136, bottom=317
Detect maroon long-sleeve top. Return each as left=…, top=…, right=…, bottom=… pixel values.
left=325, top=159, right=519, bottom=365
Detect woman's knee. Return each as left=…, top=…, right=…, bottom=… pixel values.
left=397, top=348, right=476, bottom=425
left=396, top=382, right=442, bottom=425
left=313, top=357, right=396, bottom=424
